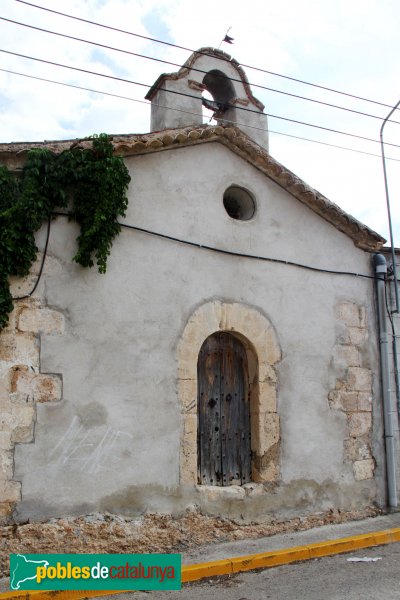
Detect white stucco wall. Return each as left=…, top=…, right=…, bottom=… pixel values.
left=13, top=143, right=384, bottom=521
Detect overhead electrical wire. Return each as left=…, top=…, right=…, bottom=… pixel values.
left=14, top=0, right=400, bottom=114
left=1, top=16, right=399, bottom=126
left=267, top=129, right=400, bottom=161
left=2, top=66, right=399, bottom=162
left=54, top=211, right=377, bottom=280
left=1, top=48, right=400, bottom=150
left=12, top=216, right=51, bottom=300
left=12, top=210, right=377, bottom=302
left=119, top=222, right=377, bottom=279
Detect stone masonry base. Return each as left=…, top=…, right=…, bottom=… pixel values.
left=0, top=506, right=380, bottom=578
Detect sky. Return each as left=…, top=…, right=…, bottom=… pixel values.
left=1, top=0, right=400, bottom=246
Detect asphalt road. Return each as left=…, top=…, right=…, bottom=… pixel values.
left=101, top=542, right=400, bottom=600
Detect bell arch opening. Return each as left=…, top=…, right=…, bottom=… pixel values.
left=201, top=69, right=235, bottom=125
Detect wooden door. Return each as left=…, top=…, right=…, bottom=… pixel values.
left=197, top=332, right=251, bottom=486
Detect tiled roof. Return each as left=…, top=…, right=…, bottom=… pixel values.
left=0, top=124, right=385, bottom=251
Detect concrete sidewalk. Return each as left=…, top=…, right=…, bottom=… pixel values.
left=183, top=511, right=400, bottom=565
left=2, top=512, right=400, bottom=599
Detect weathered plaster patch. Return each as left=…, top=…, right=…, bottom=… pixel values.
left=78, top=401, right=108, bottom=429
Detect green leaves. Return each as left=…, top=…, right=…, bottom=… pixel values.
left=0, top=134, right=131, bottom=329
left=69, top=134, right=130, bottom=274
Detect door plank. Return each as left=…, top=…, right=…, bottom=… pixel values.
left=198, top=333, right=251, bottom=486
left=198, top=335, right=222, bottom=485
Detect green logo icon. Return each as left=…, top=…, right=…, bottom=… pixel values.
left=10, top=553, right=181, bottom=591
left=11, top=554, right=50, bottom=590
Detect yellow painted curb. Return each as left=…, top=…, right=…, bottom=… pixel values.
left=1, top=526, right=400, bottom=598
left=181, top=526, right=400, bottom=583
left=0, top=590, right=125, bottom=599
left=0, top=590, right=129, bottom=600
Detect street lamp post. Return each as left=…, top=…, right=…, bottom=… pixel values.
left=380, top=99, right=400, bottom=313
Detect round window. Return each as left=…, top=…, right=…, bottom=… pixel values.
left=223, top=186, right=256, bottom=221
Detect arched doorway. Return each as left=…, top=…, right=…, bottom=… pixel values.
left=197, top=332, right=251, bottom=486
left=178, top=301, right=281, bottom=486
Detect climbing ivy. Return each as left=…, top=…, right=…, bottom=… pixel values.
left=0, top=134, right=130, bottom=330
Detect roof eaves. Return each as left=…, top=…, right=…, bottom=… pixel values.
left=0, top=125, right=386, bottom=252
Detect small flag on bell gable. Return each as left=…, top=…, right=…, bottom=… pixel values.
left=218, top=28, right=234, bottom=49
left=223, top=34, right=234, bottom=44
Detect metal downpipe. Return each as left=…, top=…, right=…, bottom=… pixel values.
left=374, top=253, right=398, bottom=507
